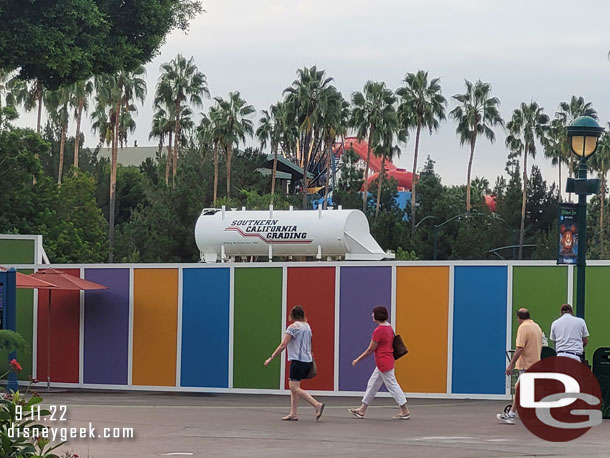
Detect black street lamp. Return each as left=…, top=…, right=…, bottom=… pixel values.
left=566, top=116, right=605, bottom=320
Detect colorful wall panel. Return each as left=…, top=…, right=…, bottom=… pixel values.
left=580, top=267, right=610, bottom=361
left=285, top=267, right=335, bottom=391
left=181, top=268, right=230, bottom=388
left=339, top=266, right=392, bottom=391
left=0, top=239, right=35, bottom=264
left=512, top=266, right=568, bottom=344
left=395, top=266, right=449, bottom=393
left=36, top=269, right=80, bottom=383
left=0, top=272, right=34, bottom=380
left=233, top=268, right=282, bottom=389
left=452, top=266, right=507, bottom=395
left=132, top=268, right=178, bottom=386
left=84, top=268, right=130, bottom=385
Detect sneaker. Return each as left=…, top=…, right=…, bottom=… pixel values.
left=496, top=412, right=516, bottom=424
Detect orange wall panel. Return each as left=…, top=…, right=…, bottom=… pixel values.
left=395, top=267, right=449, bottom=393
left=132, top=269, right=178, bottom=386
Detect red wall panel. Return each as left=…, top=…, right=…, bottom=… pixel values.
left=285, top=267, right=335, bottom=391
left=37, top=269, right=80, bottom=383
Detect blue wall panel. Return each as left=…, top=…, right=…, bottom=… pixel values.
left=181, top=268, right=230, bottom=388
left=452, top=266, right=507, bottom=395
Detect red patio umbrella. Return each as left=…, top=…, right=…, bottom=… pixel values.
left=28, top=269, right=107, bottom=390
left=0, top=267, right=57, bottom=289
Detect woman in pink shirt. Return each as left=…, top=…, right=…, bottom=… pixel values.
left=349, top=306, right=410, bottom=420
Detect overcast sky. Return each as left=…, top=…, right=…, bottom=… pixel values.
left=16, top=0, right=610, bottom=188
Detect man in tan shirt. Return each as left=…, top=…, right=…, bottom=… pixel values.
left=497, top=308, right=542, bottom=424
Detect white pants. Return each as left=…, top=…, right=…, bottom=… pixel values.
left=557, top=352, right=582, bottom=362
left=362, top=367, right=407, bottom=407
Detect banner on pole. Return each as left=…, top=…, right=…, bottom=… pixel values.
left=558, top=203, right=578, bottom=264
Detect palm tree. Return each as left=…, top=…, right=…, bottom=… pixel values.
left=156, top=54, right=209, bottom=186
left=505, top=101, right=549, bottom=259
left=70, top=79, right=94, bottom=169
left=92, top=74, right=122, bottom=261
left=350, top=81, right=396, bottom=212
left=556, top=96, right=597, bottom=182
left=256, top=104, right=282, bottom=199
left=373, top=106, right=406, bottom=216
left=319, top=89, right=349, bottom=209
left=214, top=92, right=255, bottom=198
left=544, top=118, right=569, bottom=200
left=284, top=66, right=335, bottom=209
left=450, top=80, right=504, bottom=213
left=396, top=70, right=446, bottom=234
left=6, top=78, right=45, bottom=133
left=45, top=86, right=72, bottom=184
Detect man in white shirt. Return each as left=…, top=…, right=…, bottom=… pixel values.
left=550, top=304, right=589, bottom=362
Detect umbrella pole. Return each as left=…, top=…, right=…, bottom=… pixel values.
left=47, top=289, right=51, bottom=391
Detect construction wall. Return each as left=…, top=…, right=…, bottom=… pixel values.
left=3, top=259, right=609, bottom=399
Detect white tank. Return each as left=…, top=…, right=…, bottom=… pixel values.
left=194, top=206, right=394, bottom=262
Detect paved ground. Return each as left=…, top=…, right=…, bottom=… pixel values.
left=32, top=391, right=610, bottom=458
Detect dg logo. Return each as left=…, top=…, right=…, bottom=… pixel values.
left=516, top=356, right=602, bottom=441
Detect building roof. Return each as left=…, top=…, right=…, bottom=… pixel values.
left=263, top=154, right=313, bottom=179
left=255, top=168, right=292, bottom=180
left=98, top=146, right=159, bottom=166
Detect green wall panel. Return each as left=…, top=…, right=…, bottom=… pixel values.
left=233, top=268, right=282, bottom=389
left=0, top=270, right=35, bottom=381
left=0, top=240, right=35, bottom=264
left=512, top=266, right=568, bottom=343
left=574, top=267, right=610, bottom=361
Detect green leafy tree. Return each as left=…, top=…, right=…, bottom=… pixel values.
left=396, top=70, right=446, bottom=234
left=450, top=80, right=504, bottom=213
left=256, top=104, right=283, bottom=199
left=505, top=101, right=549, bottom=259
left=0, top=0, right=203, bottom=87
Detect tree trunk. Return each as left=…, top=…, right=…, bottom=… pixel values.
left=226, top=144, right=232, bottom=198
left=411, top=121, right=422, bottom=235
left=362, top=127, right=374, bottom=212
left=322, top=141, right=332, bottom=209
left=213, top=140, right=219, bottom=206
left=57, top=123, right=66, bottom=185
left=36, top=80, right=43, bottom=134
left=173, top=99, right=181, bottom=188
left=466, top=134, right=477, bottom=213
left=519, top=149, right=528, bottom=260
left=301, top=131, right=312, bottom=210
left=74, top=98, right=84, bottom=170
left=375, top=156, right=386, bottom=217
left=568, top=154, right=574, bottom=202
left=165, top=131, right=173, bottom=186
left=108, top=101, right=121, bottom=263
left=271, top=143, right=278, bottom=201
left=558, top=160, right=562, bottom=202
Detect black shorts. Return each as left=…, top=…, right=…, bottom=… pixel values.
left=289, top=360, right=313, bottom=381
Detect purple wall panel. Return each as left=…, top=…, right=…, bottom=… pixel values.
left=84, top=268, right=130, bottom=384
left=339, top=266, right=392, bottom=391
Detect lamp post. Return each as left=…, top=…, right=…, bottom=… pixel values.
left=566, top=116, right=605, bottom=320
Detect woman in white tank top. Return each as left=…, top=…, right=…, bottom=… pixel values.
left=264, top=305, right=325, bottom=421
